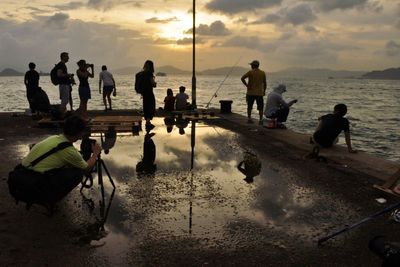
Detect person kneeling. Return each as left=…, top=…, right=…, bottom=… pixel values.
left=312, top=103, right=356, bottom=153
left=264, top=84, right=297, bottom=129
left=9, top=115, right=101, bottom=211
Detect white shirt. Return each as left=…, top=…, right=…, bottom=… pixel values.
left=99, top=70, right=114, bottom=86
left=175, top=92, right=189, bottom=110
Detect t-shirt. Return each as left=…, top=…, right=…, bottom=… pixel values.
left=175, top=92, right=189, bottom=110
left=99, top=70, right=114, bottom=87
left=313, top=114, right=350, bottom=148
left=24, top=70, right=39, bottom=90
left=241, top=69, right=266, bottom=96
left=56, top=62, right=71, bottom=85
left=22, top=135, right=88, bottom=173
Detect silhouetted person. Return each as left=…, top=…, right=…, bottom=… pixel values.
left=76, top=59, right=94, bottom=120
left=24, top=62, right=40, bottom=114
left=99, top=65, right=116, bottom=111
left=237, top=152, right=261, bottom=183
left=164, top=117, right=175, bottom=133
left=101, top=126, right=117, bottom=154
left=135, top=60, right=157, bottom=130
left=312, top=103, right=356, bottom=153
left=55, top=52, right=74, bottom=115
left=164, top=88, right=175, bottom=112
left=241, top=60, right=267, bottom=125
left=264, top=84, right=297, bottom=129
left=176, top=117, right=189, bottom=135
left=175, top=86, right=190, bottom=111
left=136, top=132, right=156, bottom=174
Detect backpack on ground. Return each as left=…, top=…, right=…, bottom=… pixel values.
left=31, top=87, right=51, bottom=112
left=50, top=64, right=59, bottom=85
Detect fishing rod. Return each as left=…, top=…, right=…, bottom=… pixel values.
left=317, top=201, right=400, bottom=245
left=205, top=56, right=242, bottom=109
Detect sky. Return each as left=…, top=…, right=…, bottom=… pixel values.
left=0, top=0, right=399, bottom=72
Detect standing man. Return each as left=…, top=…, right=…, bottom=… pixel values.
left=241, top=60, right=267, bottom=124
left=99, top=65, right=116, bottom=111
left=24, top=62, right=40, bottom=115
left=55, top=52, right=74, bottom=115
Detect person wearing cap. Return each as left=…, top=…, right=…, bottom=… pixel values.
left=264, top=84, right=297, bottom=129
left=241, top=60, right=267, bottom=124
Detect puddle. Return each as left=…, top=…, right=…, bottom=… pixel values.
left=14, top=117, right=360, bottom=264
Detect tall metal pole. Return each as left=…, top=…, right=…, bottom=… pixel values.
left=191, top=0, right=197, bottom=109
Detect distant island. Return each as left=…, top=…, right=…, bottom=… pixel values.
left=1, top=66, right=398, bottom=79
left=362, top=67, right=400, bottom=80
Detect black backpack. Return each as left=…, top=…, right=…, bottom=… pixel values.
left=31, top=87, right=51, bottom=112
left=7, top=142, right=72, bottom=210
left=134, top=71, right=144, bottom=95
left=50, top=64, right=59, bottom=85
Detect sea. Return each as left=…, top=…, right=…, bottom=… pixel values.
left=1, top=74, right=399, bottom=162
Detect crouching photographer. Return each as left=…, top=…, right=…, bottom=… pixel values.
left=8, top=115, right=102, bottom=212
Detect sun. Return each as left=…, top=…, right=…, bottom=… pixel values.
left=156, top=12, right=193, bottom=41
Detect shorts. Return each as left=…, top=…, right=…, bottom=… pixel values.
left=103, top=85, right=114, bottom=94
left=59, top=84, right=70, bottom=106
left=79, top=85, right=91, bottom=101
left=246, top=95, right=264, bottom=111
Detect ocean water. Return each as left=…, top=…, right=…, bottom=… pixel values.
left=1, top=74, right=399, bottom=161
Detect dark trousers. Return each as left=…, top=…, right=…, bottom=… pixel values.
left=41, top=167, right=84, bottom=204
left=269, top=107, right=290, bottom=123
left=143, top=93, right=155, bottom=121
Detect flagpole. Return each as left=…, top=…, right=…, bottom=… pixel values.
left=192, top=0, right=197, bottom=109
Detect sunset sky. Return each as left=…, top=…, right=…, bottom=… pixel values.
left=0, top=0, right=399, bottom=72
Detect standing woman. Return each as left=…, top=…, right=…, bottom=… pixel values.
left=136, top=60, right=156, bottom=129
left=76, top=59, right=94, bottom=120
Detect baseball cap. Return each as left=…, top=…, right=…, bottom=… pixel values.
left=249, top=60, right=260, bottom=66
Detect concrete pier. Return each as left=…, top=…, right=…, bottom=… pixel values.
left=0, top=110, right=399, bottom=266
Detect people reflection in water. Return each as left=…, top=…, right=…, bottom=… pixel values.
left=101, top=126, right=116, bottom=154
left=237, top=151, right=262, bottom=183
left=136, top=132, right=157, bottom=174
left=164, top=117, right=175, bottom=133
left=176, top=117, right=189, bottom=135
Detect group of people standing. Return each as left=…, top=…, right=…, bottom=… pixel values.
left=241, top=59, right=356, bottom=154
left=24, top=52, right=117, bottom=120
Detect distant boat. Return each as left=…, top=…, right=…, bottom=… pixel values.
left=156, top=72, right=167, bottom=77
left=328, top=76, right=334, bottom=79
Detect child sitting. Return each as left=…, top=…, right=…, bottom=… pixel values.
left=175, top=86, right=190, bottom=111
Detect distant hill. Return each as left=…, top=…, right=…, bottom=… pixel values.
left=273, top=67, right=365, bottom=78
left=0, top=68, right=23, bottom=76
left=362, top=67, right=400, bottom=80
left=199, top=66, right=249, bottom=76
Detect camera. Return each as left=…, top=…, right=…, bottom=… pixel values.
left=85, top=63, right=94, bottom=68
left=80, top=137, right=96, bottom=161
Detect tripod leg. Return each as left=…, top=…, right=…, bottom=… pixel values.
left=97, top=159, right=105, bottom=208
left=100, top=160, right=116, bottom=189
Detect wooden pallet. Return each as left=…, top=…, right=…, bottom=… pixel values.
left=38, top=115, right=142, bottom=133
left=171, top=110, right=217, bottom=120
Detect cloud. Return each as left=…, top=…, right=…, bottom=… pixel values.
left=303, top=25, right=319, bottom=33
left=253, top=3, right=317, bottom=26
left=185, top=20, right=231, bottom=36
left=176, top=37, right=205, bottom=45
left=205, top=0, right=282, bottom=15
left=310, top=0, right=369, bottom=12
left=46, top=12, right=70, bottom=29
left=52, top=1, right=85, bottom=11
left=145, top=16, right=178, bottom=24
left=385, top=40, right=400, bottom=56
left=220, top=35, right=278, bottom=52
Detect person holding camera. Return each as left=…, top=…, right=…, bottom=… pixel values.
left=55, top=52, right=75, bottom=115
left=11, top=115, right=102, bottom=210
left=76, top=59, right=94, bottom=120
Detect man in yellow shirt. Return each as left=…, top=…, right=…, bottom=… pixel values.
left=241, top=60, right=267, bottom=124
left=18, top=115, right=101, bottom=208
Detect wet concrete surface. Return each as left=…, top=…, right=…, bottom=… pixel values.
left=1, top=113, right=400, bottom=266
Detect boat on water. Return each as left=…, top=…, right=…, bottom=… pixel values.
left=156, top=72, right=167, bottom=77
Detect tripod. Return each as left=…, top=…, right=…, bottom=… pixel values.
left=81, top=154, right=116, bottom=230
